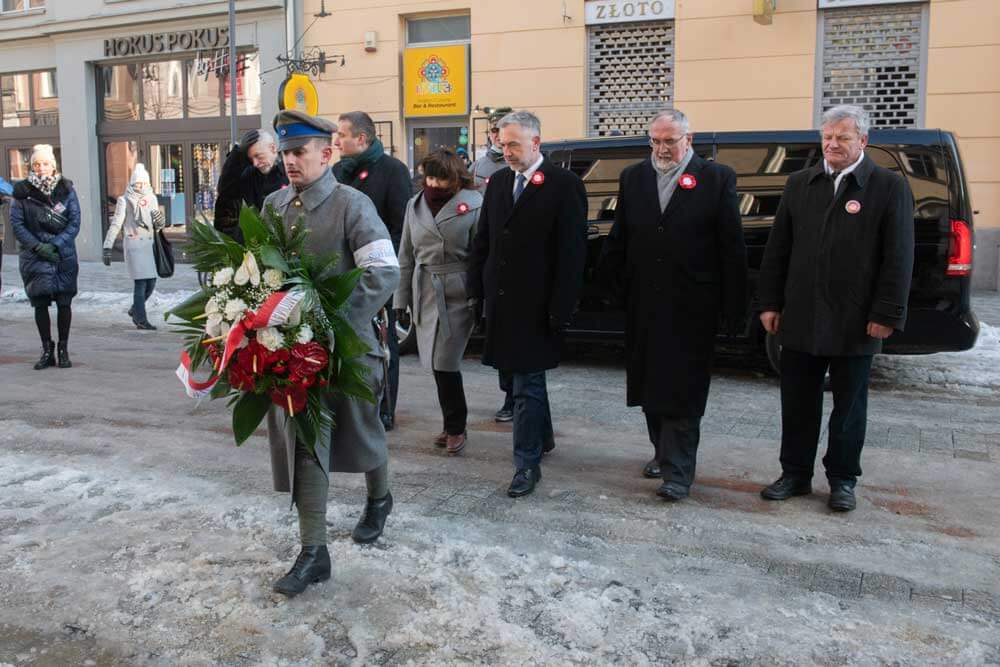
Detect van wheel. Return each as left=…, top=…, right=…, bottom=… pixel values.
left=765, top=332, right=781, bottom=375
left=396, top=306, right=417, bottom=355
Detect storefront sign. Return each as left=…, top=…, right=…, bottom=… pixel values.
left=104, top=28, right=229, bottom=58
left=403, top=45, right=469, bottom=118
left=818, top=0, right=915, bottom=7
left=584, top=0, right=675, bottom=25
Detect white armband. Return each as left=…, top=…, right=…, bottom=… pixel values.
left=353, top=238, right=399, bottom=269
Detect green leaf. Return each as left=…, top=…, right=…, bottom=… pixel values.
left=293, top=414, right=317, bottom=454
left=259, top=245, right=290, bottom=273
left=238, top=204, right=271, bottom=247
left=319, top=267, right=365, bottom=308
left=330, top=314, right=370, bottom=359
left=232, top=392, right=272, bottom=445
left=335, top=359, right=376, bottom=404
left=165, top=289, right=210, bottom=322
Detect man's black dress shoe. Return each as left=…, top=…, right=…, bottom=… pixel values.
left=494, top=407, right=513, bottom=423
left=507, top=467, right=541, bottom=497
left=656, top=481, right=689, bottom=501
left=352, top=492, right=393, bottom=544
left=828, top=483, right=857, bottom=512
left=273, top=545, right=331, bottom=597
left=760, top=476, right=812, bottom=500
left=642, top=459, right=661, bottom=479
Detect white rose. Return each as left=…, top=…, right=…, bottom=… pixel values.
left=205, top=296, right=221, bottom=315
left=296, top=324, right=314, bottom=344
left=263, top=269, right=285, bottom=290
left=205, top=313, right=224, bottom=337
left=257, top=326, right=283, bottom=352
left=223, top=297, right=247, bottom=322
left=213, top=267, right=234, bottom=287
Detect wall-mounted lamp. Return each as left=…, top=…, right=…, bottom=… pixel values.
left=753, top=0, right=776, bottom=25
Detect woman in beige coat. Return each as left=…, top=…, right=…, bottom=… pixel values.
left=102, top=164, right=165, bottom=330
left=394, top=150, right=483, bottom=454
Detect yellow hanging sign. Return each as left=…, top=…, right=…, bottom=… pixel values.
left=403, top=45, right=469, bottom=118
left=278, top=72, right=319, bottom=115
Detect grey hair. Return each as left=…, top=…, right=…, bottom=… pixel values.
left=498, top=110, right=541, bottom=138
left=821, top=104, right=871, bottom=137
left=648, top=109, right=690, bottom=134
left=256, top=129, right=277, bottom=148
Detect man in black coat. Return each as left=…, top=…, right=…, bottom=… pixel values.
left=598, top=109, right=748, bottom=501
left=757, top=104, right=914, bottom=512
left=467, top=110, right=587, bottom=498
left=213, top=129, right=288, bottom=242
left=333, top=111, right=413, bottom=431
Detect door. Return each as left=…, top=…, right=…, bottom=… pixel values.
left=145, top=142, right=186, bottom=242
left=408, top=120, right=471, bottom=170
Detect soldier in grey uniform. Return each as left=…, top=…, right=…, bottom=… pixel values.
left=468, top=107, right=515, bottom=422
left=263, top=110, right=400, bottom=597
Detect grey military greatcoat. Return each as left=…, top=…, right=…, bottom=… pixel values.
left=263, top=168, right=400, bottom=492
left=395, top=188, right=482, bottom=372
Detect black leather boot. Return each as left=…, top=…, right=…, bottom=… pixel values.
left=56, top=341, right=72, bottom=368
left=33, top=341, right=55, bottom=370
left=352, top=492, right=393, bottom=544
left=273, top=545, right=331, bottom=597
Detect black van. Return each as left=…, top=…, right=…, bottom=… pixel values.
left=399, top=130, right=980, bottom=369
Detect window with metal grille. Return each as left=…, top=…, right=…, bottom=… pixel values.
left=587, top=21, right=674, bottom=137
left=818, top=2, right=927, bottom=128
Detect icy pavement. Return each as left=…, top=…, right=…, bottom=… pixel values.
left=1, top=262, right=999, bottom=664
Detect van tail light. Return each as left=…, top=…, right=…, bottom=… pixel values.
left=946, top=219, right=972, bottom=277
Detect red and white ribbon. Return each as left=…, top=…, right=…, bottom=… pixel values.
left=176, top=289, right=306, bottom=398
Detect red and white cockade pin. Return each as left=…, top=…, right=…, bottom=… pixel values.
left=530, top=171, right=545, bottom=186
left=139, top=199, right=148, bottom=207
left=456, top=202, right=470, bottom=215
left=484, top=176, right=490, bottom=185
left=359, top=170, right=369, bottom=181
left=678, top=173, right=697, bottom=190
left=845, top=200, right=862, bottom=215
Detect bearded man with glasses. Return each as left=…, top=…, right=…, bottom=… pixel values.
left=598, top=109, right=748, bottom=502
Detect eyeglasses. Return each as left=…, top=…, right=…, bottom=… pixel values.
left=649, top=136, right=687, bottom=149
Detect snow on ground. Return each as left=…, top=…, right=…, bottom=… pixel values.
left=0, top=287, right=195, bottom=322
left=871, top=323, right=1000, bottom=393
left=1, top=431, right=996, bottom=666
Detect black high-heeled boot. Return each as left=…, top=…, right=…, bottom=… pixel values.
left=33, top=341, right=55, bottom=370
left=56, top=341, right=72, bottom=368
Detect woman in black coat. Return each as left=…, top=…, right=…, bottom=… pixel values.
left=10, top=144, right=81, bottom=369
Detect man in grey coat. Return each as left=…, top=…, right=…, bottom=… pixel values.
left=264, top=110, right=400, bottom=597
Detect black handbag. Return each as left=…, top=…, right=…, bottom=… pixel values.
left=153, top=229, right=175, bottom=278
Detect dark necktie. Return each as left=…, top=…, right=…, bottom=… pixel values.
left=513, top=173, right=527, bottom=202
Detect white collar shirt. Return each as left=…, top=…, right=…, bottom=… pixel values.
left=824, top=151, right=865, bottom=195
left=513, top=154, right=545, bottom=195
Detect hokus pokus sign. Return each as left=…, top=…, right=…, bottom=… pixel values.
left=585, top=0, right=675, bottom=25
left=104, top=28, right=230, bottom=58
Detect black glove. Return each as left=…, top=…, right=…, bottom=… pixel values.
left=35, top=243, right=59, bottom=263
left=240, top=129, right=260, bottom=151
left=102, top=248, right=112, bottom=266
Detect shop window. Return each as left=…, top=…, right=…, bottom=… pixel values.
left=142, top=61, right=183, bottom=120
left=406, top=15, right=470, bottom=45
left=1, top=73, right=32, bottom=128
left=101, top=64, right=140, bottom=121
left=31, top=71, right=57, bottom=126
left=186, top=60, right=222, bottom=118
left=1, top=0, right=45, bottom=13
left=223, top=53, right=261, bottom=117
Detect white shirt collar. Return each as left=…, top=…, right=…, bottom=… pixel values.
left=513, top=154, right=544, bottom=192
left=824, top=151, right=865, bottom=193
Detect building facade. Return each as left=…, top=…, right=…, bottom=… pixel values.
left=0, top=0, right=288, bottom=262
left=294, top=0, right=999, bottom=289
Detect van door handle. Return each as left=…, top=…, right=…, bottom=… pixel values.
left=587, top=223, right=601, bottom=240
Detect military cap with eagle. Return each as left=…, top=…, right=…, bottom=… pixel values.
left=272, top=110, right=337, bottom=151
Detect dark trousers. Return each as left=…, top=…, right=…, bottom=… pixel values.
left=511, top=371, right=554, bottom=470
left=644, top=412, right=702, bottom=488
left=132, top=278, right=156, bottom=323
left=779, top=348, right=874, bottom=486
left=498, top=369, right=513, bottom=410
left=433, top=370, right=467, bottom=435
left=381, top=300, right=400, bottom=424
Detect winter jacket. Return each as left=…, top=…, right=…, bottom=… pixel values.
left=10, top=178, right=81, bottom=300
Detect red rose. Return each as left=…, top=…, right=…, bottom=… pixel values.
left=270, top=384, right=308, bottom=415
left=289, top=342, right=329, bottom=379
